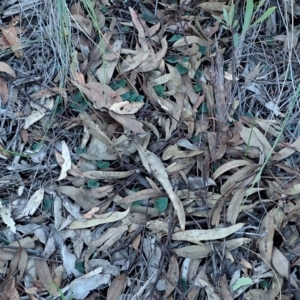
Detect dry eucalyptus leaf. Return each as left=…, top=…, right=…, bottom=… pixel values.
left=69, top=208, right=130, bottom=229
left=107, top=274, right=127, bottom=300
left=163, top=256, right=179, bottom=298
left=56, top=141, right=71, bottom=181
left=2, top=277, right=19, bottom=300
left=172, top=223, right=245, bottom=244
left=18, top=188, right=44, bottom=218
left=82, top=169, right=136, bottom=180
left=23, top=110, right=45, bottom=129
left=198, top=2, right=230, bottom=12
left=173, top=238, right=251, bottom=258
left=136, top=144, right=185, bottom=230
left=110, top=101, right=144, bottom=114
left=0, top=202, right=16, bottom=233
left=1, top=27, right=23, bottom=57
left=0, top=61, right=16, bottom=78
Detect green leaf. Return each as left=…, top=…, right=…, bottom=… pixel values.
left=70, top=92, right=88, bottom=111
left=87, top=179, right=100, bottom=189
left=75, top=146, right=86, bottom=154
left=194, top=84, right=201, bottom=93
left=192, top=135, right=201, bottom=143
left=75, top=261, right=85, bottom=273
left=129, top=93, right=139, bottom=102
left=100, top=6, right=107, bottom=13
left=251, top=7, right=276, bottom=27
left=55, top=105, right=64, bottom=115
left=43, top=198, right=53, bottom=211
left=121, top=26, right=130, bottom=32
left=266, top=38, right=274, bottom=46
left=232, top=277, right=253, bottom=291
left=259, top=280, right=269, bottom=289
left=182, top=56, right=189, bottom=62
left=198, top=45, right=207, bottom=55
left=181, top=278, right=188, bottom=292
left=233, top=19, right=239, bottom=28
left=141, top=13, right=153, bottom=22
left=233, top=32, right=240, bottom=48
left=165, top=56, right=178, bottom=63
left=121, top=91, right=131, bottom=100
left=195, top=70, right=202, bottom=80
left=168, top=34, right=182, bottom=42
left=199, top=102, right=208, bottom=113
left=154, top=197, right=168, bottom=212
left=1, top=199, right=9, bottom=205
left=242, top=0, right=254, bottom=35
left=232, top=112, right=239, bottom=121
left=154, top=85, right=164, bottom=96
left=223, top=7, right=229, bottom=24
left=257, top=0, right=267, bottom=9
left=135, top=95, right=144, bottom=102
left=0, top=233, right=9, bottom=245
left=97, top=161, right=110, bottom=169
left=175, top=63, right=188, bottom=75
left=133, top=200, right=142, bottom=206
left=212, top=15, right=223, bottom=23
left=72, top=91, right=83, bottom=103
left=32, top=143, right=41, bottom=151
left=109, top=79, right=126, bottom=90
left=244, top=111, right=254, bottom=118
left=228, top=4, right=235, bottom=27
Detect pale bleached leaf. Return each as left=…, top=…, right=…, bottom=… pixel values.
left=0, top=61, right=16, bottom=78
left=110, top=101, right=144, bottom=114
left=18, top=188, right=44, bottom=218
left=57, top=141, right=71, bottom=181
left=0, top=202, right=16, bottom=233
left=64, top=267, right=110, bottom=300
left=136, top=144, right=185, bottom=230
left=172, top=223, right=245, bottom=244
left=69, top=208, right=130, bottom=229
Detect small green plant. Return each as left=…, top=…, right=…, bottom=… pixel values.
left=75, top=261, right=85, bottom=273
left=191, top=135, right=201, bottom=143
left=87, top=179, right=100, bottom=189
left=75, top=146, right=86, bottom=154
left=165, top=56, right=179, bottom=64
left=175, top=63, right=188, bottom=75
left=32, top=142, right=42, bottom=151
left=141, top=13, right=153, bottom=22
left=70, top=92, right=88, bottom=112
left=214, top=0, right=276, bottom=47
left=168, top=34, right=182, bottom=43
left=121, top=90, right=144, bottom=102
left=154, top=197, right=169, bottom=212
left=43, top=198, right=53, bottom=211
left=194, top=83, right=201, bottom=92
left=109, top=78, right=127, bottom=90
left=154, top=85, right=164, bottom=96
left=97, top=160, right=110, bottom=169
left=133, top=200, right=142, bottom=206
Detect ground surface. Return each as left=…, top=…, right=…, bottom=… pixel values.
left=0, top=0, right=300, bottom=299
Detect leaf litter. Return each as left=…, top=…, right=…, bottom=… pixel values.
left=0, top=0, right=299, bottom=299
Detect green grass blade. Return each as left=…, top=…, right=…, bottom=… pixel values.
left=212, top=15, right=223, bottom=23
left=257, top=0, right=267, bottom=9
left=228, top=4, right=235, bottom=27
left=251, top=7, right=276, bottom=26
left=223, top=7, right=229, bottom=24
left=242, top=0, right=254, bottom=35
